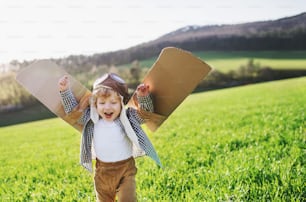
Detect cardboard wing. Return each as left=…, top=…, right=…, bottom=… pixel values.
left=16, top=47, right=212, bottom=133
left=129, top=47, right=212, bottom=131
left=16, top=60, right=91, bottom=132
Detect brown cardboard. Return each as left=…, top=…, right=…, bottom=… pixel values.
left=16, top=60, right=90, bottom=132
left=129, top=47, right=212, bottom=131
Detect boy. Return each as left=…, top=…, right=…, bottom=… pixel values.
left=58, top=73, right=161, bottom=202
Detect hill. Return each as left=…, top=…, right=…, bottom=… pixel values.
left=156, top=12, right=306, bottom=42
left=6, top=12, right=306, bottom=70
left=57, top=12, right=306, bottom=67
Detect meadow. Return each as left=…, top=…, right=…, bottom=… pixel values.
left=135, top=51, right=306, bottom=72
left=0, top=77, right=305, bottom=201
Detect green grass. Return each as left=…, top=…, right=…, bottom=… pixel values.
left=125, top=51, right=306, bottom=72
left=0, top=77, right=305, bottom=201
left=196, top=51, right=306, bottom=72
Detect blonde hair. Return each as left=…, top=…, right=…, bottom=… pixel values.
left=92, top=86, right=121, bottom=107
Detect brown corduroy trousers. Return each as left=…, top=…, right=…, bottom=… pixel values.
left=94, top=157, right=137, bottom=202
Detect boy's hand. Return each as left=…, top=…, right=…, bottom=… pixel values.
left=136, top=83, right=150, bottom=97
left=58, top=75, right=70, bottom=91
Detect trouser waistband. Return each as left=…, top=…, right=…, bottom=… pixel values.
left=96, top=157, right=134, bottom=167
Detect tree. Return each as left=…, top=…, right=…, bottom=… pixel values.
left=130, top=60, right=141, bottom=84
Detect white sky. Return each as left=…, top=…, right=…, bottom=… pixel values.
left=0, top=0, right=305, bottom=64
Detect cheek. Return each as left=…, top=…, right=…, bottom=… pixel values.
left=115, top=104, right=122, bottom=112
left=96, top=104, right=103, bottom=112
left=112, top=103, right=121, bottom=113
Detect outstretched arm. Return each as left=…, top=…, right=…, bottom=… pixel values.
left=58, top=75, right=79, bottom=114
left=58, top=75, right=69, bottom=92
left=135, top=83, right=153, bottom=112
left=127, top=83, right=154, bottom=124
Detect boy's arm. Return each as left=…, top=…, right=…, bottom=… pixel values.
left=58, top=75, right=77, bottom=113
left=60, top=89, right=90, bottom=126
left=127, top=94, right=153, bottom=125
left=137, top=94, right=154, bottom=112
left=127, top=84, right=154, bottom=124
left=60, top=89, right=79, bottom=114
left=135, top=83, right=153, bottom=112
left=58, top=76, right=90, bottom=125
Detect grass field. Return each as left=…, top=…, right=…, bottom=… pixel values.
left=0, top=77, right=305, bottom=201
left=133, top=51, right=306, bottom=72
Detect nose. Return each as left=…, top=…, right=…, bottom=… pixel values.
left=104, top=102, right=112, bottom=110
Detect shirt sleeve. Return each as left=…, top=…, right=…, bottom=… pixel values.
left=59, top=89, right=78, bottom=114
left=127, top=94, right=154, bottom=125
left=59, top=89, right=90, bottom=125
left=136, top=94, right=154, bottom=112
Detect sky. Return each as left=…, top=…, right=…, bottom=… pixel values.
left=0, top=0, right=305, bottom=64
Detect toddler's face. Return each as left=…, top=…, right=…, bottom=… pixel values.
left=96, top=91, right=121, bottom=122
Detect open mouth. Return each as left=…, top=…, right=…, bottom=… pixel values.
left=104, top=112, right=113, bottom=119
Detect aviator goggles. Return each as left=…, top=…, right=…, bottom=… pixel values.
left=93, top=73, right=125, bottom=89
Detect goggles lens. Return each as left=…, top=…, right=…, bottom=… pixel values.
left=93, top=73, right=125, bottom=89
